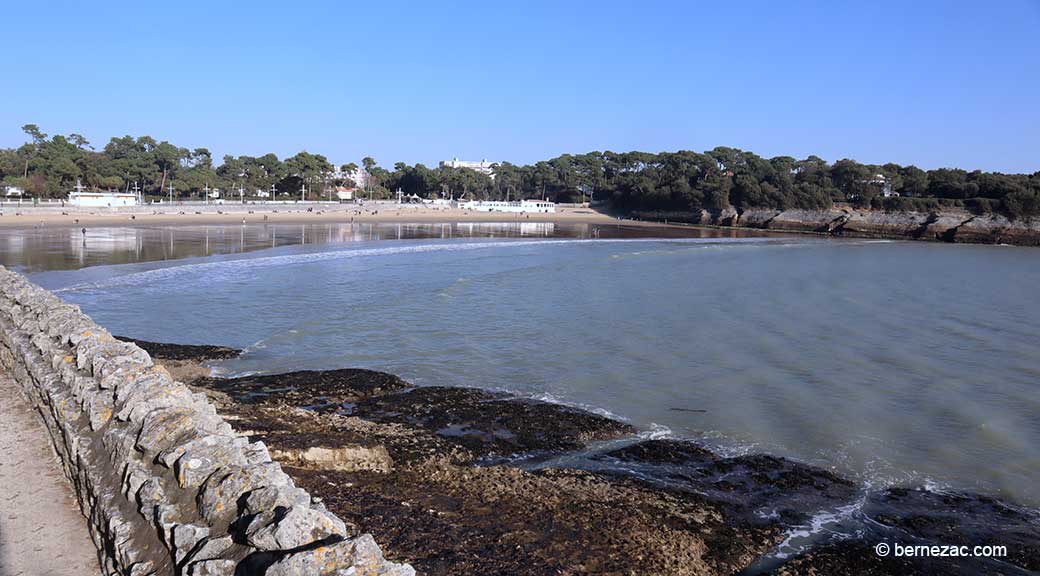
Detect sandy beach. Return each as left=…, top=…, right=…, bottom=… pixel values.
left=0, top=202, right=623, bottom=229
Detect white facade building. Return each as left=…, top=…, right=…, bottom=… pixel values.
left=68, top=191, right=139, bottom=207
left=439, top=158, right=497, bottom=177
left=871, top=174, right=899, bottom=198
left=454, top=199, right=555, bottom=213
left=331, top=166, right=369, bottom=189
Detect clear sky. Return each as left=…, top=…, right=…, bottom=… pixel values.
left=3, top=0, right=1038, bottom=172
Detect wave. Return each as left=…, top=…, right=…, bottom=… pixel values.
left=54, top=236, right=800, bottom=294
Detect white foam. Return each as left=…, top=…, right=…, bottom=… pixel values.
left=771, top=492, right=869, bottom=559
left=642, top=423, right=673, bottom=440
left=54, top=236, right=800, bottom=294
left=526, top=390, right=631, bottom=422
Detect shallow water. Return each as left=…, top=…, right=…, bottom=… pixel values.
left=13, top=222, right=1040, bottom=508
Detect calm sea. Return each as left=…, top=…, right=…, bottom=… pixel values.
left=10, top=222, right=1040, bottom=508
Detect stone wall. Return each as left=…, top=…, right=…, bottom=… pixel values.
left=0, top=266, right=413, bottom=576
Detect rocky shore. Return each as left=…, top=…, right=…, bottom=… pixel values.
left=638, top=206, right=1040, bottom=246
left=151, top=341, right=1040, bottom=575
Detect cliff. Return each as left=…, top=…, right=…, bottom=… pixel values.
left=641, top=206, right=1040, bottom=246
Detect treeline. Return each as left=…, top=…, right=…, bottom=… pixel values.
left=2, top=125, right=1038, bottom=218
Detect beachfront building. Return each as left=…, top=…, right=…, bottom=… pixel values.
left=454, top=199, right=556, bottom=213
left=439, top=158, right=497, bottom=178
left=68, top=189, right=139, bottom=207
left=335, top=186, right=356, bottom=201
left=3, top=186, right=25, bottom=197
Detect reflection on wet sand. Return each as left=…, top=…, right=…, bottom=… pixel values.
left=0, top=221, right=764, bottom=272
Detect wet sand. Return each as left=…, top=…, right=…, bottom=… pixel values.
left=0, top=373, right=100, bottom=575
left=0, top=204, right=623, bottom=230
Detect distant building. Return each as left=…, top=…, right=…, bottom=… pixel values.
left=335, top=186, right=356, bottom=201
left=454, top=199, right=555, bottom=213
left=331, top=166, right=369, bottom=189
left=256, top=189, right=271, bottom=198
left=69, top=190, right=138, bottom=207
left=439, top=157, right=497, bottom=178
left=3, top=186, right=25, bottom=197
left=871, top=174, right=898, bottom=198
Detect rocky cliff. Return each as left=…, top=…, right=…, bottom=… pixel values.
left=650, top=206, right=1040, bottom=246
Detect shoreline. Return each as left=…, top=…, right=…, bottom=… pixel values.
left=125, top=337, right=1040, bottom=576
left=2, top=202, right=1038, bottom=247
left=0, top=203, right=625, bottom=229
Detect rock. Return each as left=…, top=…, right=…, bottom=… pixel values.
left=243, top=485, right=311, bottom=517
left=197, top=462, right=291, bottom=527
left=246, top=504, right=348, bottom=550
left=198, top=368, right=411, bottom=407
left=135, top=406, right=203, bottom=456
left=183, top=534, right=235, bottom=564
left=271, top=445, right=394, bottom=473
left=114, top=336, right=242, bottom=361
left=171, top=523, right=211, bottom=565
left=600, top=439, right=858, bottom=524
left=351, top=385, right=636, bottom=458
left=170, top=435, right=250, bottom=489
left=264, top=535, right=415, bottom=576
left=186, top=558, right=237, bottom=576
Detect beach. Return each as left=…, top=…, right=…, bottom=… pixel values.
left=0, top=202, right=622, bottom=229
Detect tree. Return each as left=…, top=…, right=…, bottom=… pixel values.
left=20, top=124, right=47, bottom=178
left=68, top=133, right=91, bottom=150
left=1, top=124, right=1037, bottom=218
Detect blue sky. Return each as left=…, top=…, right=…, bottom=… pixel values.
left=3, top=0, right=1038, bottom=172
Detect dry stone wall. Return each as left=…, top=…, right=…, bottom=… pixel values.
left=0, top=266, right=413, bottom=576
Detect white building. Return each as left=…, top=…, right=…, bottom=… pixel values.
left=69, top=190, right=139, bottom=207
left=871, top=174, right=898, bottom=198
left=439, top=158, right=497, bottom=178
left=454, top=199, right=555, bottom=213
left=3, top=186, right=25, bottom=197
left=331, top=166, right=370, bottom=189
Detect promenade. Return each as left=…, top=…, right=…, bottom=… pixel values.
left=0, top=373, right=99, bottom=576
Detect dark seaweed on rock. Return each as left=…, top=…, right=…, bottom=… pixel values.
left=113, top=335, right=242, bottom=360
left=599, top=439, right=859, bottom=525
left=863, top=488, right=1040, bottom=573
left=767, top=540, right=999, bottom=576
left=351, top=385, right=637, bottom=458
left=178, top=360, right=1040, bottom=575
left=196, top=368, right=411, bottom=407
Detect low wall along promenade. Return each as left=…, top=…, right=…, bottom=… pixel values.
left=0, top=266, right=413, bottom=575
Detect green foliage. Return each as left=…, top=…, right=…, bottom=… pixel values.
left=3, top=125, right=1039, bottom=219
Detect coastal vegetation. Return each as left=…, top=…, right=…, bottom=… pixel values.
left=2, top=124, right=1038, bottom=218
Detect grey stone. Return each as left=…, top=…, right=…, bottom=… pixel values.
left=198, top=462, right=289, bottom=526
left=266, top=534, right=415, bottom=576
left=172, top=523, right=211, bottom=565
left=186, top=559, right=237, bottom=576
left=246, top=504, right=348, bottom=551
left=183, top=534, right=235, bottom=563
left=135, top=406, right=203, bottom=457
left=171, top=435, right=249, bottom=489
left=243, top=485, right=310, bottom=517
